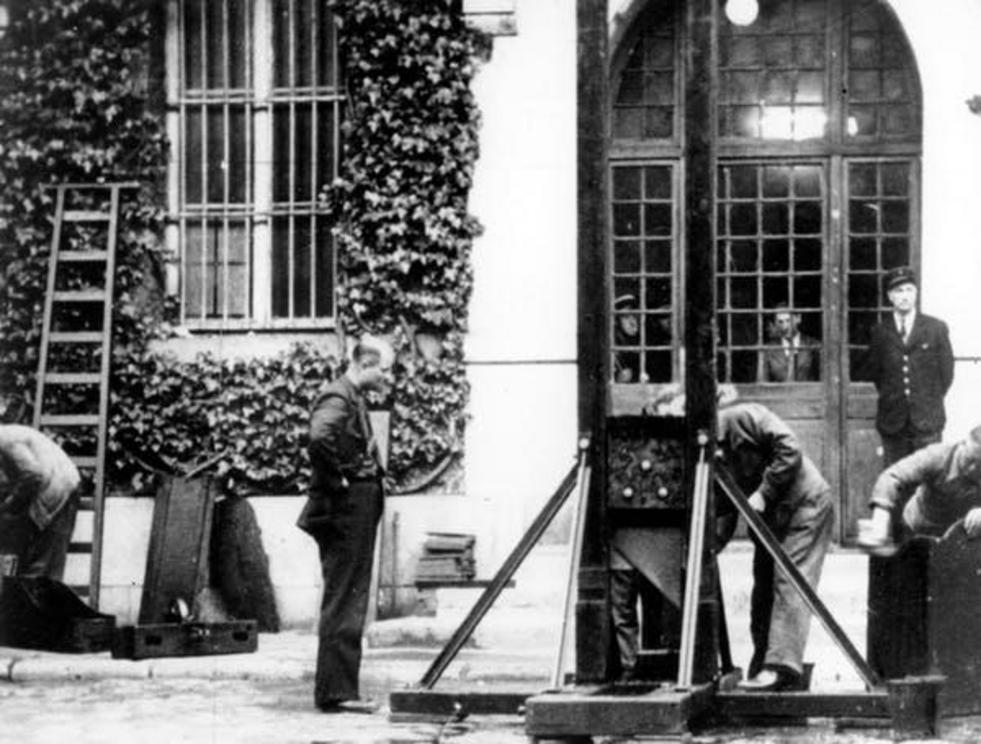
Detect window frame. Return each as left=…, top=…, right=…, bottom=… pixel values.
left=166, top=0, right=341, bottom=331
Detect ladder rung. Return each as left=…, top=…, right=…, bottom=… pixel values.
left=49, top=331, right=104, bottom=343
left=53, top=290, right=106, bottom=302
left=58, top=250, right=109, bottom=262
left=68, top=541, right=93, bottom=553
left=62, top=210, right=111, bottom=222
left=67, top=584, right=90, bottom=596
left=71, top=456, right=99, bottom=469
left=44, top=372, right=101, bottom=384
left=39, top=414, right=100, bottom=426
left=78, top=496, right=96, bottom=511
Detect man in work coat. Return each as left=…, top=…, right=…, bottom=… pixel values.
left=859, top=424, right=981, bottom=547
left=297, top=337, right=393, bottom=713
left=0, top=424, right=80, bottom=580
left=717, top=402, right=834, bottom=691
left=859, top=266, right=954, bottom=468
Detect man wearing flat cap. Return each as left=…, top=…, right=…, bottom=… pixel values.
left=612, top=294, right=645, bottom=383
left=859, top=266, right=954, bottom=468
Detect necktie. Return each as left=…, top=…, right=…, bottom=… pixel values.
left=357, top=399, right=380, bottom=463
left=899, top=317, right=908, bottom=343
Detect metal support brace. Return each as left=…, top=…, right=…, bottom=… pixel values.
left=677, top=434, right=711, bottom=687
left=552, top=438, right=592, bottom=688
left=417, top=449, right=586, bottom=689
left=714, top=462, right=880, bottom=689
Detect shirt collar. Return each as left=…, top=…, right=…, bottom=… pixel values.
left=894, top=310, right=916, bottom=332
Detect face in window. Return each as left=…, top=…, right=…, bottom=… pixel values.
left=616, top=313, right=640, bottom=342
left=887, top=282, right=917, bottom=314
left=773, top=311, right=800, bottom=341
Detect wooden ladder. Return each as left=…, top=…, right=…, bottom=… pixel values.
left=33, top=182, right=136, bottom=607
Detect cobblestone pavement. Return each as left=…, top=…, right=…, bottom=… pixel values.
left=3, top=675, right=981, bottom=744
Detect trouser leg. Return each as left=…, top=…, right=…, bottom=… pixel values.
left=314, top=481, right=383, bottom=705
left=749, top=537, right=774, bottom=679
left=763, top=490, right=834, bottom=675
left=19, top=491, right=78, bottom=581
left=609, top=568, right=640, bottom=675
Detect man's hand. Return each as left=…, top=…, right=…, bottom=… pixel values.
left=747, top=490, right=766, bottom=513
left=857, top=506, right=897, bottom=556
left=964, top=508, right=981, bottom=538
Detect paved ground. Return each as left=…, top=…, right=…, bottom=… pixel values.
left=3, top=546, right=981, bottom=742
left=4, top=673, right=981, bottom=744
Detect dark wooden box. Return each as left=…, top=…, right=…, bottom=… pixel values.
left=0, top=576, right=115, bottom=653
left=111, top=619, right=258, bottom=660
left=607, top=415, right=686, bottom=510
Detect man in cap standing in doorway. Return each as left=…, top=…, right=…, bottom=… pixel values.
left=859, top=266, right=954, bottom=468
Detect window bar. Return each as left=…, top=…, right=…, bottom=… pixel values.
left=223, top=118, right=230, bottom=321
left=287, top=0, right=297, bottom=321
left=330, top=14, right=340, bottom=318
left=245, top=3, right=253, bottom=321
left=222, top=0, right=230, bottom=321
left=179, top=215, right=187, bottom=321
left=310, top=99, right=319, bottom=314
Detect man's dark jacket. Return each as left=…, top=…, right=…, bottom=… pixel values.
left=297, top=375, right=380, bottom=534
left=860, top=313, right=954, bottom=437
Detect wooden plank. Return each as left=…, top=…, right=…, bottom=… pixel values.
left=389, top=689, right=532, bottom=718
left=714, top=691, right=891, bottom=719
left=53, top=290, right=106, bottom=302
left=58, top=250, right=109, bottom=262
left=111, top=620, right=257, bottom=660
left=576, top=0, right=613, bottom=684
left=44, top=372, right=101, bottom=384
left=38, top=414, right=100, bottom=427
left=39, top=414, right=100, bottom=426
left=138, top=475, right=216, bottom=625
left=525, top=684, right=714, bottom=737
left=49, top=331, right=104, bottom=343
left=62, top=210, right=111, bottom=222
left=683, top=0, right=721, bottom=687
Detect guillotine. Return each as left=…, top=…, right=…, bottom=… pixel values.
left=520, top=0, right=940, bottom=738
left=390, top=0, right=945, bottom=738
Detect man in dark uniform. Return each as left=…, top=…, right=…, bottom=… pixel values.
left=717, top=401, right=834, bottom=692
left=858, top=266, right=955, bottom=679
left=860, top=266, right=954, bottom=467
left=297, top=337, right=393, bottom=713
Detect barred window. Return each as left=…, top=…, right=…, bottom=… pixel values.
left=173, top=0, right=341, bottom=328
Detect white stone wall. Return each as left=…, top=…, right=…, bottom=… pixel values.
left=96, top=0, right=981, bottom=627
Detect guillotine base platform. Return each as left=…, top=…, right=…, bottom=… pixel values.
left=524, top=676, right=943, bottom=741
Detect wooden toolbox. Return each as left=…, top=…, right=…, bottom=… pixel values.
left=112, top=619, right=258, bottom=660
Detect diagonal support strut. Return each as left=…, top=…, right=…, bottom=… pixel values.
left=714, top=462, right=880, bottom=690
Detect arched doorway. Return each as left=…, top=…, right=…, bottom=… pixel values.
left=607, top=0, right=922, bottom=540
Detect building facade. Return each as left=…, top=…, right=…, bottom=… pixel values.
left=87, top=0, right=981, bottom=626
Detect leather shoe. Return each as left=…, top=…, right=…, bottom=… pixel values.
left=737, top=667, right=802, bottom=692
left=316, top=699, right=379, bottom=714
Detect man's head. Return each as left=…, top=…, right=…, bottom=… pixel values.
left=347, top=336, right=394, bottom=394
left=955, top=425, right=981, bottom=481
left=885, top=266, right=917, bottom=315
left=772, top=304, right=801, bottom=341
left=614, top=294, right=640, bottom=339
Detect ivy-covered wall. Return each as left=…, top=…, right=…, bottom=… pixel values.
left=0, top=0, right=485, bottom=496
